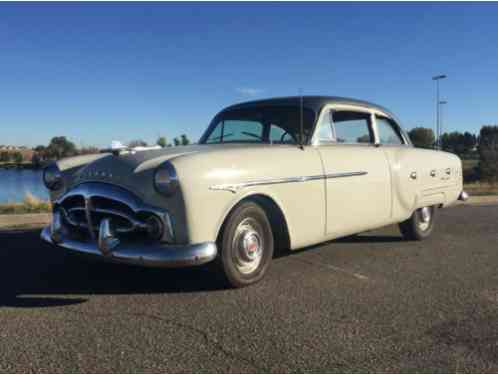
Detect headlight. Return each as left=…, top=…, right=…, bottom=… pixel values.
left=43, top=163, right=63, bottom=190
left=154, top=161, right=178, bottom=196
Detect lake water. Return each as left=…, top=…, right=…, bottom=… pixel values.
left=0, top=169, right=49, bottom=203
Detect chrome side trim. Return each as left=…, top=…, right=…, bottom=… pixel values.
left=41, top=226, right=217, bottom=268
left=325, top=171, right=368, bottom=179
left=209, top=171, right=367, bottom=193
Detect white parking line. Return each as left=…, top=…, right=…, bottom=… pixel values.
left=290, top=257, right=369, bottom=281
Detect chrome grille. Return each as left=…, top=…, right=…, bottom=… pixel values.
left=55, top=182, right=173, bottom=242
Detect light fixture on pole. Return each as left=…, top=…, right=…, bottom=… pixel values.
left=432, top=74, right=447, bottom=150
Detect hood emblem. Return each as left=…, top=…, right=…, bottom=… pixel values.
left=80, top=171, right=113, bottom=180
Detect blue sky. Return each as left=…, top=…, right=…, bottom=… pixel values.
left=1, top=2, right=497, bottom=147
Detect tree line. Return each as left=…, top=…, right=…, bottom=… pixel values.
left=1, top=134, right=192, bottom=168
left=408, top=127, right=478, bottom=155
left=408, top=125, right=498, bottom=183
left=3, top=126, right=497, bottom=184
left=0, top=150, right=24, bottom=164
left=131, top=134, right=191, bottom=148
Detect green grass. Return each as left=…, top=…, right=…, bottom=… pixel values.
left=0, top=192, right=51, bottom=214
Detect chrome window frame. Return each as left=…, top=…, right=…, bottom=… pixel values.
left=372, top=113, right=411, bottom=147
left=311, top=104, right=412, bottom=148
left=311, top=104, right=377, bottom=147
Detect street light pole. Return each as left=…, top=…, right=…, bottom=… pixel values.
left=439, top=100, right=447, bottom=149
left=432, top=74, right=447, bottom=150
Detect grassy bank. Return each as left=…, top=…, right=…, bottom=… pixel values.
left=0, top=161, right=40, bottom=169
left=464, top=182, right=498, bottom=196
left=0, top=193, right=51, bottom=214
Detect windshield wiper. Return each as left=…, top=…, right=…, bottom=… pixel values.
left=241, top=131, right=263, bottom=140
left=208, top=133, right=234, bottom=142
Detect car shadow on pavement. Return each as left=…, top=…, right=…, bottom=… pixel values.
left=335, top=234, right=404, bottom=243
left=0, top=228, right=404, bottom=309
left=274, top=232, right=404, bottom=259
left=0, top=229, right=228, bottom=309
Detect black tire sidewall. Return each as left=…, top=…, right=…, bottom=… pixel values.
left=400, top=206, right=437, bottom=240
left=218, top=201, right=274, bottom=288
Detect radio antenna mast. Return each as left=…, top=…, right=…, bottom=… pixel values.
left=299, top=88, right=304, bottom=150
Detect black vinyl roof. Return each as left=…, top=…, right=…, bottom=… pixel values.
left=222, top=96, right=396, bottom=118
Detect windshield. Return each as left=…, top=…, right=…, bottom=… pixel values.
left=200, top=105, right=316, bottom=145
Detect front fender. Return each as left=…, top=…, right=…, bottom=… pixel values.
left=213, top=189, right=291, bottom=246
left=171, top=146, right=326, bottom=249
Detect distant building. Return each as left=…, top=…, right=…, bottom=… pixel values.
left=0, top=145, right=34, bottom=163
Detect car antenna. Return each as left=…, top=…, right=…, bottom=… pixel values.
left=299, top=88, right=304, bottom=150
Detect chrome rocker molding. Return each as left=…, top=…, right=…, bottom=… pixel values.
left=41, top=225, right=217, bottom=268
left=210, top=171, right=367, bottom=193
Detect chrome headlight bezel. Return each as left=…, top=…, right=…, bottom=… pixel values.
left=43, top=163, right=63, bottom=190
left=153, top=161, right=179, bottom=196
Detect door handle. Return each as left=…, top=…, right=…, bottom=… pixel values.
left=410, top=171, right=417, bottom=180
left=445, top=168, right=451, bottom=175
left=430, top=170, right=437, bottom=177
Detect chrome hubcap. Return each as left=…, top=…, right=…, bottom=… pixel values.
left=418, top=207, right=431, bottom=231
left=233, top=218, right=263, bottom=274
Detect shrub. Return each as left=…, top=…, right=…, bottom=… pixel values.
left=408, top=127, right=435, bottom=149
left=478, top=126, right=498, bottom=183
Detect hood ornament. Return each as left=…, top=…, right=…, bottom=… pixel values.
left=101, top=140, right=161, bottom=156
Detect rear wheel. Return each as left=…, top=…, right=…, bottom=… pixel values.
left=399, top=206, right=437, bottom=241
left=217, top=201, right=274, bottom=288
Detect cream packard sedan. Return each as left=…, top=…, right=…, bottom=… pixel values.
left=41, top=96, right=468, bottom=287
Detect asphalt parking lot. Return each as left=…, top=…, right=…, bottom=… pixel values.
left=1, top=204, right=497, bottom=373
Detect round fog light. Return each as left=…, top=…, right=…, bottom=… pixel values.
left=145, top=215, right=164, bottom=241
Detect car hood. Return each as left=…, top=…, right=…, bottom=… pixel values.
left=67, top=143, right=273, bottom=191
left=70, top=145, right=198, bottom=185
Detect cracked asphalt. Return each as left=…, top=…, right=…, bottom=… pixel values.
left=1, top=204, right=498, bottom=373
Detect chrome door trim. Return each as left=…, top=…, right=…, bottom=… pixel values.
left=325, top=171, right=367, bottom=179
left=209, top=171, right=367, bottom=193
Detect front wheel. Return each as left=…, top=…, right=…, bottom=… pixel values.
left=399, top=206, right=437, bottom=241
left=217, top=201, right=274, bottom=288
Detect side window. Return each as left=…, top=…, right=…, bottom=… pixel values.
left=376, top=117, right=404, bottom=145
left=332, top=111, right=373, bottom=144
left=269, top=124, right=295, bottom=144
left=315, top=110, right=334, bottom=143
left=205, top=120, right=263, bottom=143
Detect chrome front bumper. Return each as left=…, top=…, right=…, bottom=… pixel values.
left=40, top=226, right=217, bottom=268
